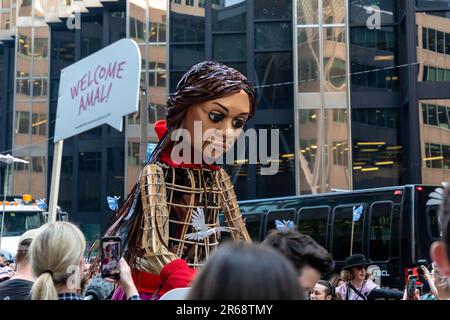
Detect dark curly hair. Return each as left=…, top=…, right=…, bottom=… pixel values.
left=262, top=229, right=335, bottom=275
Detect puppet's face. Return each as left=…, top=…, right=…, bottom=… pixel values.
left=180, top=89, right=250, bottom=161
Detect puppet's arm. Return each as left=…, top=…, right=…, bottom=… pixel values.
left=215, top=169, right=252, bottom=242
left=139, top=163, right=178, bottom=274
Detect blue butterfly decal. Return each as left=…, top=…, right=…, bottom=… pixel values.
left=36, top=198, right=48, bottom=210
left=353, top=205, right=364, bottom=222
left=275, top=220, right=295, bottom=233
left=107, top=196, right=121, bottom=211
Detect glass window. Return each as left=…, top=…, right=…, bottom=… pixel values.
left=159, top=23, right=166, bottom=43
left=31, top=113, right=47, bottom=136
left=31, top=156, right=45, bottom=173
left=428, top=104, right=438, bottom=125
left=213, top=34, right=246, bottom=60
left=430, top=143, right=443, bottom=168
left=297, top=0, right=319, bottom=25
left=323, top=0, right=345, bottom=25
left=128, top=141, right=140, bottom=166
left=349, top=0, right=395, bottom=25
left=426, top=206, right=441, bottom=240
left=130, top=17, right=146, bottom=43
left=428, top=28, right=436, bottom=52
left=212, top=0, right=246, bottom=32
left=255, top=22, right=292, bottom=51
left=107, top=148, right=124, bottom=201
left=171, top=44, right=205, bottom=70
left=437, top=30, right=445, bottom=53
left=332, top=205, right=364, bottom=261
left=15, top=111, right=30, bottom=134
left=443, top=145, right=450, bottom=169
left=254, top=0, right=292, bottom=20
left=264, top=209, right=297, bottom=236
left=78, top=152, right=101, bottom=212
left=298, top=206, right=329, bottom=247
left=423, top=27, right=428, bottom=50
left=240, top=213, right=263, bottom=241
left=255, top=52, right=293, bottom=109
left=422, top=104, right=428, bottom=124
left=170, top=12, right=205, bottom=42
left=446, top=33, right=450, bottom=54
left=34, top=37, right=48, bottom=59
left=437, top=68, right=445, bottom=81
left=438, top=106, right=449, bottom=129
left=369, top=202, right=393, bottom=261
left=425, top=143, right=432, bottom=168
left=298, top=28, right=320, bottom=93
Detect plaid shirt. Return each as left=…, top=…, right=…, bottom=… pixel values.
left=58, top=293, right=83, bottom=300
left=58, top=292, right=141, bottom=301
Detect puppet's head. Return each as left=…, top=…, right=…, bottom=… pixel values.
left=152, top=61, right=256, bottom=163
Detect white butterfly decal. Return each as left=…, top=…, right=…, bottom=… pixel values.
left=184, top=207, right=235, bottom=241
left=427, top=187, right=444, bottom=206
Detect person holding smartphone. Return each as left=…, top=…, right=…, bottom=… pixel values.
left=30, top=222, right=140, bottom=300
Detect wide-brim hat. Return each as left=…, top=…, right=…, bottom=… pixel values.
left=342, top=254, right=370, bottom=270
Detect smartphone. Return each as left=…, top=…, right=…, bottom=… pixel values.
left=406, top=275, right=418, bottom=299
left=100, top=237, right=121, bottom=280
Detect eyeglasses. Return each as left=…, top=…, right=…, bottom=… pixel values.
left=354, top=266, right=368, bottom=271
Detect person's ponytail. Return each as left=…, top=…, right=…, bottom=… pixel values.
left=31, top=272, right=58, bottom=300
left=30, top=222, right=86, bottom=300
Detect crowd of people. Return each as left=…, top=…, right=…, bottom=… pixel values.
left=1, top=188, right=450, bottom=301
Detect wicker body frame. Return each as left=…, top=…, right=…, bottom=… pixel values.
left=135, top=161, right=251, bottom=274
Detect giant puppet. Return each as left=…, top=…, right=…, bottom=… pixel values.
left=100, top=61, right=256, bottom=297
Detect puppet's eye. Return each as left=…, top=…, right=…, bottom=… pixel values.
left=232, top=118, right=245, bottom=129
left=208, top=112, right=224, bottom=122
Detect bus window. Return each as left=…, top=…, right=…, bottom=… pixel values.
left=426, top=206, right=440, bottom=240
left=243, top=213, right=263, bottom=241
left=219, top=213, right=263, bottom=242
left=262, top=209, right=297, bottom=238
left=369, top=202, right=393, bottom=262
left=297, top=206, right=329, bottom=247
left=332, top=205, right=364, bottom=261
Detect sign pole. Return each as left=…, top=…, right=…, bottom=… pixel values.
left=0, top=163, right=10, bottom=249
left=349, top=219, right=355, bottom=256
left=48, top=140, right=64, bottom=223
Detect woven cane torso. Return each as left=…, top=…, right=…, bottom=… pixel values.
left=137, top=161, right=250, bottom=273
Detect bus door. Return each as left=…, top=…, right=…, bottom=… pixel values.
left=261, top=209, right=298, bottom=240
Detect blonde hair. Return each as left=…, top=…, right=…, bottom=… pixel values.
left=340, top=268, right=372, bottom=283
left=30, top=222, right=86, bottom=300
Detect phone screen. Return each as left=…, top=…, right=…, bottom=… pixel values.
left=101, top=238, right=121, bottom=279
left=407, top=276, right=417, bottom=299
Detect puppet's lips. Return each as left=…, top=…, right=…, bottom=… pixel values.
left=205, top=140, right=231, bottom=150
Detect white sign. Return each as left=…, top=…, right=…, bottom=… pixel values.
left=54, top=38, right=141, bottom=142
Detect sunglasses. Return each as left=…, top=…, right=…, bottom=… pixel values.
left=354, top=266, right=368, bottom=271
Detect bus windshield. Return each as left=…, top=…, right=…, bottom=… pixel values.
left=0, top=211, right=45, bottom=237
